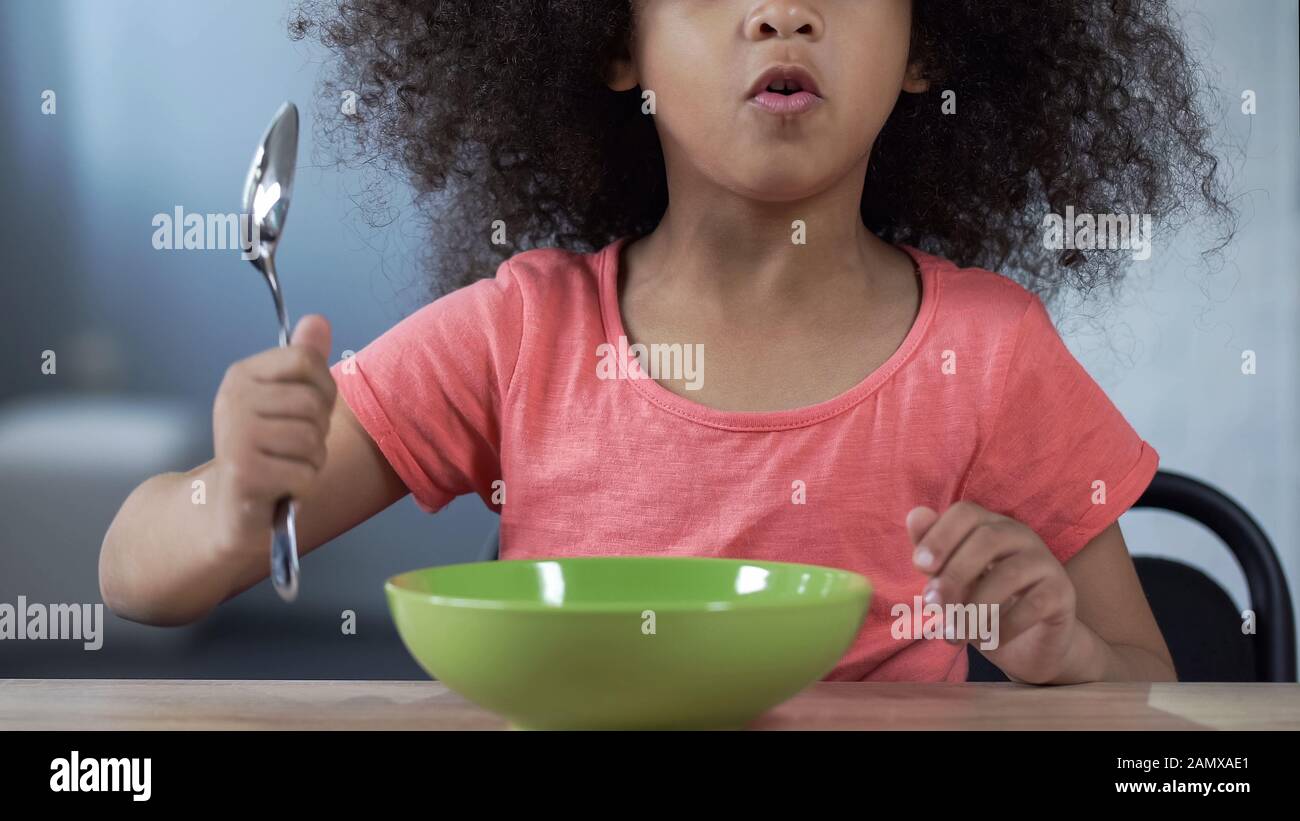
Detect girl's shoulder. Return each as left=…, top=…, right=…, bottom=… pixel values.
left=489, top=239, right=615, bottom=304
left=904, top=244, right=1051, bottom=351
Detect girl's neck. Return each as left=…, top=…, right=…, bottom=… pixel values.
left=615, top=160, right=925, bottom=413
left=628, top=156, right=900, bottom=312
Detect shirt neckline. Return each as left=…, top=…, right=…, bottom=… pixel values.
left=597, top=234, right=942, bottom=432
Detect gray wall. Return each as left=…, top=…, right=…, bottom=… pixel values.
left=0, top=0, right=496, bottom=679
left=1089, top=1, right=1299, bottom=635
left=0, top=0, right=1295, bottom=678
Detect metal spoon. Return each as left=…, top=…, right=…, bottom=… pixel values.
left=241, top=101, right=301, bottom=602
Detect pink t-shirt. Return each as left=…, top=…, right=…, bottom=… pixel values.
left=330, top=236, right=1159, bottom=681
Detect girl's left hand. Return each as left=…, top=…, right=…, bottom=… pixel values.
left=906, top=501, right=1081, bottom=684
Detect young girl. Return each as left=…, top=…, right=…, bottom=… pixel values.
left=102, top=0, right=1237, bottom=684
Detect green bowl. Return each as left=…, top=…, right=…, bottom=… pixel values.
left=385, top=557, right=871, bottom=730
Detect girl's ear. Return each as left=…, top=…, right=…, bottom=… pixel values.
left=901, top=60, right=930, bottom=94
left=604, top=41, right=639, bottom=92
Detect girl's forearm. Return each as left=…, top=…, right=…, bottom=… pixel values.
left=98, top=462, right=266, bottom=627
left=1047, top=620, right=1178, bottom=684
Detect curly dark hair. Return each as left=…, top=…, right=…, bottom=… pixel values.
left=289, top=0, right=1238, bottom=306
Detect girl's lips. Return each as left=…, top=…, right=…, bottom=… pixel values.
left=749, top=89, right=823, bottom=115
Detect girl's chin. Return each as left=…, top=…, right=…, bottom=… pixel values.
left=727, top=174, right=837, bottom=204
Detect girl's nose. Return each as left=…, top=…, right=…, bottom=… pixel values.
left=744, top=2, right=825, bottom=42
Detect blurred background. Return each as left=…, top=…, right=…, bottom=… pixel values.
left=0, top=0, right=1296, bottom=679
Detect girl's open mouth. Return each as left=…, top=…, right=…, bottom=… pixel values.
left=747, top=65, right=824, bottom=116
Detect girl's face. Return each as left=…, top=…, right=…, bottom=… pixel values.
left=610, top=0, right=926, bottom=203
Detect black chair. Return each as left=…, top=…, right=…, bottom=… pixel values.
left=967, top=469, right=1296, bottom=683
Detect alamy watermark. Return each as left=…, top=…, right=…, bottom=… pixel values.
left=1043, top=207, right=1152, bottom=261
left=596, top=334, right=704, bottom=391
left=890, top=596, right=1000, bottom=651
left=50, top=751, right=151, bottom=801
left=151, top=206, right=261, bottom=260
left=0, top=597, right=104, bottom=650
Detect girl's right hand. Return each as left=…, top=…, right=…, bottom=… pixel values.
left=211, top=314, right=337, bottom=554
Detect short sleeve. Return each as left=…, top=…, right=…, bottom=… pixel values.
left=957, top=293, right=1159, bottom=563
left=329, top=261, right=524, bottom=514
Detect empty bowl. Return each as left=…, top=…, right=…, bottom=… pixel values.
left=385, top=556, right=871, bottom=730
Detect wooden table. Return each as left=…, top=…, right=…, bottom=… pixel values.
left=3, top=679, right=1298, bottom=730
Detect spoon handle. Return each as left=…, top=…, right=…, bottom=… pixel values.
left=261, top=253, right=299, bottom=601
left=271, top=497, right=300, bottom=601
left=262, top=255, right=291, bottom=348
